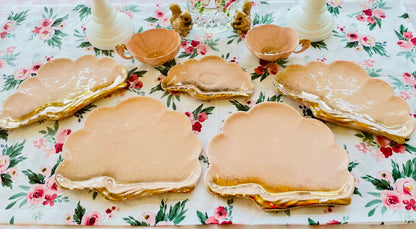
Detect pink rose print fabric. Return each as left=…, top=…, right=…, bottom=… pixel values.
left=0, top=0, right=416, bottom=226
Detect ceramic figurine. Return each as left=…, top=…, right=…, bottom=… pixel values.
left=86, top=0, right=134, bottom=50
left=169, top=3, right=193, bottom=37
left=230, top=1, right=252, bottom=34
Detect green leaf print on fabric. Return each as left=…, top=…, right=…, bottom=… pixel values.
left=252, top=12, right=274, bottom=26
left=152, top=60, right=181, bottom=110
left=73, top=104, right=97, bottom=123
left=1, top=10, right=29, bottom=39
left=327, top=2, right=342, bottom=17
left=73, top=4, right=91, bottom=21
left=196, top=199, right=233, bottom=225
left=73, top=29, right=114, bottom=56
left=183, top=104, right=216, bottom=134
left=230, top=92, right=282, bottom=111
left=0, top=129, right=8, bottom=141
left=251, top=58, right=288, bottom=81
left=124, top=199, right=188, bottom=226
left=395, top=25, right=416, bottom=63
left=29, top=8, right=68, bottom=49
left=363, top=158, right=416, bottom=217
left=349, top=0, right=391, bottom=31
left=1, top=141, right=26, bottom=189
left=73, top=201, right=86, bottom=225
left=333, top=29, right=388, bottom=57
left=178, top=38, right=219, bottom=59
left=126, top=67, right=147, bottom=95
left=311, top=40, right=328, bottom=50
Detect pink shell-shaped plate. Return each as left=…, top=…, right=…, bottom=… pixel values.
left=0, top=55, right=127, bottom=129
left=55, top=96, right=202, bottom=201
left=245, top=24, right=299, bottom=61
left=126, top=28, right=181, bottom=66
left=205, top=102, right=354, bottom=210
left=274, top=61, right=415, bottom=144
left=161, top=56, right=254, bottom=100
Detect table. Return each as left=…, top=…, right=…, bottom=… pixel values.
left=1, top=0, right=416, bottom=226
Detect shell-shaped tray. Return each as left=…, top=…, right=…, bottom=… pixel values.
left=55, top=96, right=202, bottom=201
left=161, top=56, right=254, bottom=100
left=274, top=61, right=415, bottom=144
left=205, top=102, right=354, bottom=210
left=0, top=55, right=128, bottom=129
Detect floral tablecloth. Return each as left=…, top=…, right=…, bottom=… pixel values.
left=1, top=0, right=416, bottom=226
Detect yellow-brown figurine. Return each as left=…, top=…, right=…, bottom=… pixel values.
left=231, top=1, right=252, bottom=34
left=169, top=3, right=193, bottom=37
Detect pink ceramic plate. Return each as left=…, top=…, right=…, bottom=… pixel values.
left=0, top=55, right=128, bottom=129
left=274, top=61, right=415, bottom=144
left=162, top=56, right=254, bottom=100
left=55, top=96, right=202, bottom=201
left=205, top=102, right=354, bottom=210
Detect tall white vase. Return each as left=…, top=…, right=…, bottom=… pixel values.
left=286, top=0, right=334, bottom=42
left=86, top=0, right=134, bottom=50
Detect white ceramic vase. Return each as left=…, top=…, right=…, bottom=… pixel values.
left=86, top=0, right=134, bottom=50
left=286, top=0, right=334, bottom=42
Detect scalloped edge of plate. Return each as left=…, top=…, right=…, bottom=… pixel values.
left=0, top=55, right=128, bottom=130
left=205, top=102, right=355, bottom=210
left=55, top=96, right=202, bottom=201
left=161, top=56, right=254, bottom=100
left=273, top=61, right=415, bottom=144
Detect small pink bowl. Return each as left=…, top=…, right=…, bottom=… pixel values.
left=116, top=28, right=181, bottom=66
left=245, top=24, right=310, bottom=61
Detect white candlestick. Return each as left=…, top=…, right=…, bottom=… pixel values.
left=86, top=0, right=134, bottom=50
left=286, top=0, right=334, bottom=42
